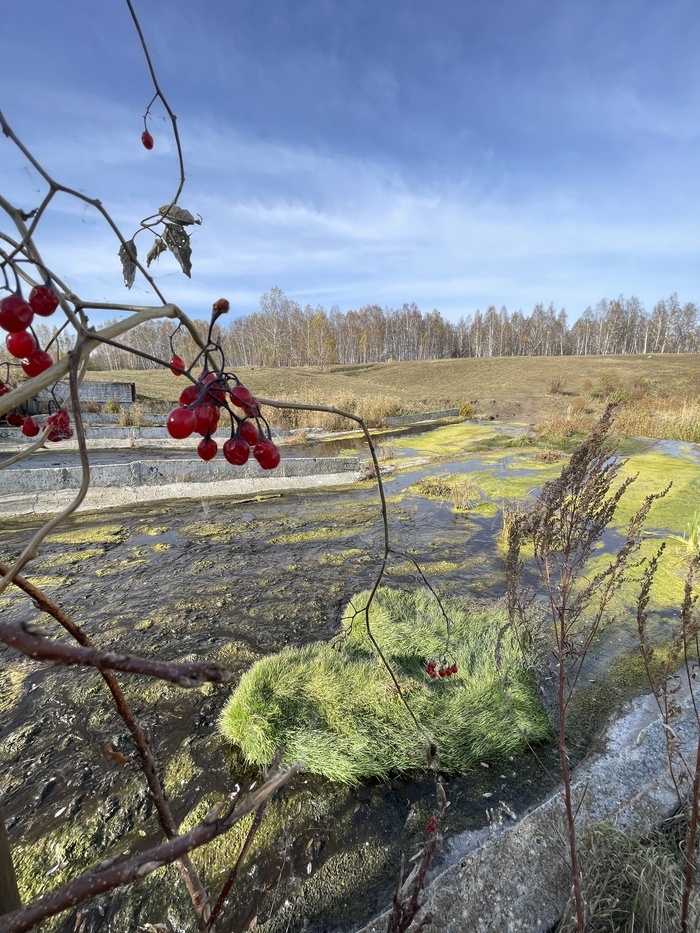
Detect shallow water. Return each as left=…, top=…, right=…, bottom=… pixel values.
left=0, top=428, right=693, bottom=931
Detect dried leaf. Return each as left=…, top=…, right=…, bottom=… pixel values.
left=163, top=223, right=192, bottom=278
left=146, top=237, right=168, bottom=267
left=158, top=204, right=201, bottom=225
left=118, top=239, right=138, bottom=289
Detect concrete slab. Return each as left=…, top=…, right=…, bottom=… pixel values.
left=357, top=685, right=698, bottom=933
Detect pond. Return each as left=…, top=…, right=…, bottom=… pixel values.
left=0, top=422, right=696, bottom=931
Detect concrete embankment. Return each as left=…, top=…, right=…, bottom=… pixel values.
left=0, top=455, right=362, bottom=517
left=358, top=682, right=698, bottom=933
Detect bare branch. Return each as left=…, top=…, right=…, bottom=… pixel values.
left=0, top=762, right=302, bottom=933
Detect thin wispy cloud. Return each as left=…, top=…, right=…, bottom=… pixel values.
left=2, top=1, right=698, bottom=324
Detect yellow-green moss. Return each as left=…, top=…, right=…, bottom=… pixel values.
left=45, top=524, right=129, bottom=546
left=269, top=527, right=352, bottom=545
left=163, top=748, right=201, bottom=797
left=0, top=666, right=27, bottom=714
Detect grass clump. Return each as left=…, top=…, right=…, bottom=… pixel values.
left=219, top=587, right=549, bottom=783
left=412, top=473, right=481, bottom=512
left=558, top=820, right=700, bottom=932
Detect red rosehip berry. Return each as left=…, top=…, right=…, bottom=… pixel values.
left=0, top=295, right=34, bottom=333
left=253, top=439, right=281, bottom=470
left=28, top=285, right=59, bottom=317
left=5, top=412, right=24, bottom=427
left=197, top=435, right=218, bottom=461
left=5, top=329, right=37, bottom=359
left=238, top=419, right=259, bottom=445
left=169, top=355, right=185, bottom=376
left=223, top=436, right=250, bottom=465
left=21, top=417, right=40, bottom=437
left=141, top=130, right=154, bottom=150
left=166, top=407, right=196, bottom=439
left=21, top=349, right=53, bottom=377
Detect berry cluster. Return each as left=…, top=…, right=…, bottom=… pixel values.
left=165, top=299, right=281, bottom=470
left=0, top=283, right=71, bottom=440
left=0, top=284, right=59, bottom=377
left=425, top=815, right=440, bottom=834
left=424, top=658, right=458, bottom=679
left=2, top=404, right=72, bottom=441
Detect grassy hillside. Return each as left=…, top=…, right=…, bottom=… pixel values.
left=86, top=354, right=699, bottom=426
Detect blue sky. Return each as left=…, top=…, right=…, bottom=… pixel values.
left=2, top=0, right=699, bottom=324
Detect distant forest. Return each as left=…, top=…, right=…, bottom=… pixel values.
left=82, top=287, right=700, bottom=370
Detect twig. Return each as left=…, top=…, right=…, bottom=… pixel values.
left=0, top=763, right=302, bottom=933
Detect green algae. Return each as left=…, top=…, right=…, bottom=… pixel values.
left=45, top=524, right=129, bottom=546
left=163, top=747, right=201, bottom=798
left=393, top=421, right=499, bottom=457
left=36, top=548, right=105, bottom=566
left=0, top=666, right=27, bottom=715
left=269, top=527, right=354, bottom=545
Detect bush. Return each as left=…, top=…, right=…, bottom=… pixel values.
left=459, top=401, right=476, bottom=420
left=548, top=378, right=565, bottom=395
left=219, top=587, right=549, bottom=783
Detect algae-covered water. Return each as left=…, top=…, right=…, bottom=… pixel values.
left=0, top=423, right=696, bottom=932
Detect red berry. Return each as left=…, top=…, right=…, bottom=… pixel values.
left=199, top=371, right=227, bottom=405
left=28, top=285, right=59, bottom=317
left=46, top=410, right=72, bottom=441
left=0, top=295, right=34, bottom=333
left=5, top=412, right=24, bottom=427
left=253, top=439, right=281, bottom=470
left=197, top=435, right=218, bottom=461
left=5, top=329, right=37, bottom=358
left=213, top=298, right=230, bottom=313
left=194, top=403, right=218, bottom=436
left=438, top=668, right=446, bottom=678
left=166, top=407, right=196, bottom=439
left=230, top=385, right=254, bottom=409
left=169, top=355, right=185, bottom=376
left=21, top=417, right=40, bottom=437
left=450, top=664, right=458, bottom=675
left=141, top=130, right=154, bottom=150
left=238, top=419, right=259, bottom=445
left=179, top=385, right=200, bottom=406
left=223, top=436, right=250, bottom=465
left=21, top=350, right=53, bottom=377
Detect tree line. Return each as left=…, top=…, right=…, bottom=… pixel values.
left=57, top=288, right=700, bottom=370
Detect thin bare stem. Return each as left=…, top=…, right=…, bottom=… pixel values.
left=0, top=763, right=302, bottom=933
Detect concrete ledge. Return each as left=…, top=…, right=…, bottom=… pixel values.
left=358, top=685, right=698, bottom=933
left=0, top=470, right=362, bottom=517
left=0, top=456, right=361, bottom=495
left=386, top=409, right=459, bottom=427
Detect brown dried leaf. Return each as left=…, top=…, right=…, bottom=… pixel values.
left=163, top=223, right=192, bottom=278
left=146, top=237, right=168, bottom=267
left=158, top=204, right=201, bottom=225
left=118, top=239, right=138, bottom=289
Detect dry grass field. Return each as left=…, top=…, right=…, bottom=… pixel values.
left=85, top=354, right=700, bottom=434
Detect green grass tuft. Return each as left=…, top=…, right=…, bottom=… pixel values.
left=220, top=587, right=549, bottom=783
